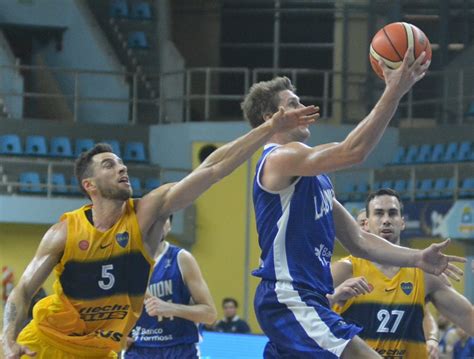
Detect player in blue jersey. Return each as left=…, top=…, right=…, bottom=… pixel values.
left=241, top=48, right=465, bottom=358
left=125, top=215, right=217, bottom=358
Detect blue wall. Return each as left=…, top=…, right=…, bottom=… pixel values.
left=0, top=0, right=129, bottom=124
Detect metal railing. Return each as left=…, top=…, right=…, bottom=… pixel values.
left=1, top=64, right=474, bottom=124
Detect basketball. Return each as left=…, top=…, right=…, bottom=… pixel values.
left=369, top=22, right=432, bottom=79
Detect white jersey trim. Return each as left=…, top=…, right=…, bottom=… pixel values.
left=272, top=189, right=350, bottom=356
left=256, top=144, right=301, bottom=195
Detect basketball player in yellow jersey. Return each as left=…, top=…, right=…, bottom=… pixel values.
left=2, top=106, right=320, bottom=359
left=332, top=189, right=474, bottom=359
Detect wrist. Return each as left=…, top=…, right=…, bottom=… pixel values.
left=426, top=337, right=439, bottom=343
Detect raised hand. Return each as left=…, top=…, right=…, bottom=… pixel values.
left=416, top=239, right=466, bottom=279
left=327, top=276, right=373, bottom=307
left=269, top=105, right=320, bottom=133
left=380, top=46, right=431, bottom=97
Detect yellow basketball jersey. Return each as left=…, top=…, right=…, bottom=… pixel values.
left=19, top=199, right=154, bottom=357
left=334, top=256, right=427, bottom=359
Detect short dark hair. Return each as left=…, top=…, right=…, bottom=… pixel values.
left=241, top=76, right=296, bottom=128
left=222, top=297, right=238, bottom=308
left=74, top=143, right=113, bottom=198
left=365, top=188, right=404, bottom=217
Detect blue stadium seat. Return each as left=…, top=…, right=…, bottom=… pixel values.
left=102, top=139, right=121, bottom=157
left=416, top=179, right=432, bottom=200
left=131, top=2, right=152, bottom=20
left=129, top=177, right=142, bottom=197
left=128, top=31, right=149, bottom=49
left=381, top=180, right=393, bottom=189
left=390, top=146, right=405, bottom=165
left=145, top=178, right=160, bottom=193
left=393, top=179, right=407, bottom=193
left=75, top=138, right=95, bottom=157
left=404, top=145, right=418, bottom=164
left=457, top=141, right=471, bottom=162
left=51, top=173, right=68, bottom=195
left=373, top=181, right=381, bottom=190
left=430, top=178, right=447, bottom=199
left=19, top=172, right=43, bottom=193
left=50, top=137, right=73, bottom=158
left=124, top=141, right=147, bottom=162
left=352, top=182, right=369, bottom=201
left=0, top=134, right=22, bottom=155
left=25, top=135, right=48, bottom=157
left=459, top=178, right=474, bottom=198
left=430, top=143, right=445, bottom=163
left=415, top=144, right=432, bottom=164
left=109, top=0, right=128, bottom=18
left=442, top=142, right=458, bottom=162
left=70, top=176, right=82, bottom=195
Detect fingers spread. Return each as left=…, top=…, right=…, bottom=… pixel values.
left=446, top=255, right=467, bottom=263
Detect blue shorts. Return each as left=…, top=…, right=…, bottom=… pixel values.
left=254, top=280, right=362, bottom=359
left=124, top=343, right=199, bottom=359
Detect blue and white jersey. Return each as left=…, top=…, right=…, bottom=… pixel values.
left=130, top=243, right=199, bottom=348
left=252, top=144, right=336, bottom=295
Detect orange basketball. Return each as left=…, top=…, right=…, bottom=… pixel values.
left=369, top=22, right=432, bottom=79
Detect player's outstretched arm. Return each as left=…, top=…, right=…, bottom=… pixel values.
left=264, top=49, right=430, bottom=179
left=427, top=274, right=474, bottom=336
left=2, top=221, right=66, bottom=359
left=136, top=105, right=319, bottom=231
left=333, top=199, right=465, bottom=278
left=145, top=250, right=217, bottom=324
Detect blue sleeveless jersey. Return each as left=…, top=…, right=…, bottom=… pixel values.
left=130, top=243, right=199, bottom=348
left=252, top=144, right=336, bottom=295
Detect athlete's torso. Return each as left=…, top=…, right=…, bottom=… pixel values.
left=30, top=199, right=154, bottom=355
left=252, top=144, right=336, bottom=294
left=334, top=256, right=427, bottom=359
left=131, top=243, right=199, bottom=348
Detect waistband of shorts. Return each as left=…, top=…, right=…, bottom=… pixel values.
left=33, top=323, right=117, bottom=358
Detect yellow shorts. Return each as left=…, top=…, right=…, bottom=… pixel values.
left=17, top=322, right=117, bottom=359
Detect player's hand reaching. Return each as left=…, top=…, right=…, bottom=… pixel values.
left=380, top=46, right=431, bottom=97
left=269, top=105, right=320, bottom=133
left=426, top=338, right=440, bottom=359
left=326, top=276, right=373, bottom=307
left=144, top=296, right=175, bottom=320
left=416, top=239, right=466, bottom=280
left=3, top=342, right=36, bottom=359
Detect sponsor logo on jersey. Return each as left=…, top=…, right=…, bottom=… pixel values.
left=116, top=232, right=129, bottom=248
left=79, top=240, right=89, bottom=250
left=314, top=244, right=332, bottom=267
left=131, top=326, right=174, bottom=342
left=70, top=329, right=123, bottom=342
left=79, top=304, right=130, bottom=321
left=376, top=348, right=406, bottom=359
left=400, top=282, right=413, bottom=295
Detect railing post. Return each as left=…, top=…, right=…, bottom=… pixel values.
left=457, top=69, right=464, bottom=124
left=204, top=68, right=211, bottom=121
left=454, top=163, right=459, bottom=200
left=132, top=72, right=138, bottom=124
left=73, top=72, right=79, bottom=123
left=186, top=69, right=191, bottom=122
left=46, top=163, right=53, bottom=198
left=323, top=71, right=329, bottom=119
left=410, top=166, right=416, bottom=202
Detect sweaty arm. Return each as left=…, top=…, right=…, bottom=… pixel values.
left=145, top=251, right=217, bottom=324
left=136, top=105, right=319, bottom=235
left=426, top=274, right=474, bottom=336
left=2, top=221, right=66, bottom=358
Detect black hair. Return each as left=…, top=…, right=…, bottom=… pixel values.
left=222, top=297, right=238, bottom=308
left=365, top=188, right=404, bottom=217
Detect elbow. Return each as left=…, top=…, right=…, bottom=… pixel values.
left=203, top=306, right=218, bottom=325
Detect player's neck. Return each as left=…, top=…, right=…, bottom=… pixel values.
left=154, top=240, right=168, bottom=258
left=268, top=132, right=302, bottom=145
left=91, top=199, right=126, bottom=231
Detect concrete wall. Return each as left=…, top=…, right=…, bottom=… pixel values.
left=0, top=0, right=129, bottom=123
left=0, top=30, right=23, bottom=119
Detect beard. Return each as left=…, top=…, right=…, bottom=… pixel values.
left=98, top=183, right=132, bottom=201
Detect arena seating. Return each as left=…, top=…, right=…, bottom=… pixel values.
left=390, top=141, right=473, bottom=165
left=109, top=0, right=128, bottom=18
left=75, top=138, right=95, bottom=157
left=19, top=172, right=43, bottom=194
left=50, top=137, right=74, bottom=158
left=124, top=141, right=147, bottom=162
left=131, top=2, right=152, bottom=20
left=0, top=134, right=22, bottom=155
left=127, top=31, right=149, bottom=49
left=25, top=136, right=48, bottom=157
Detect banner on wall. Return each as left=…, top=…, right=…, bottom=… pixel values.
left=344, top=200, right=474, bottom=240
